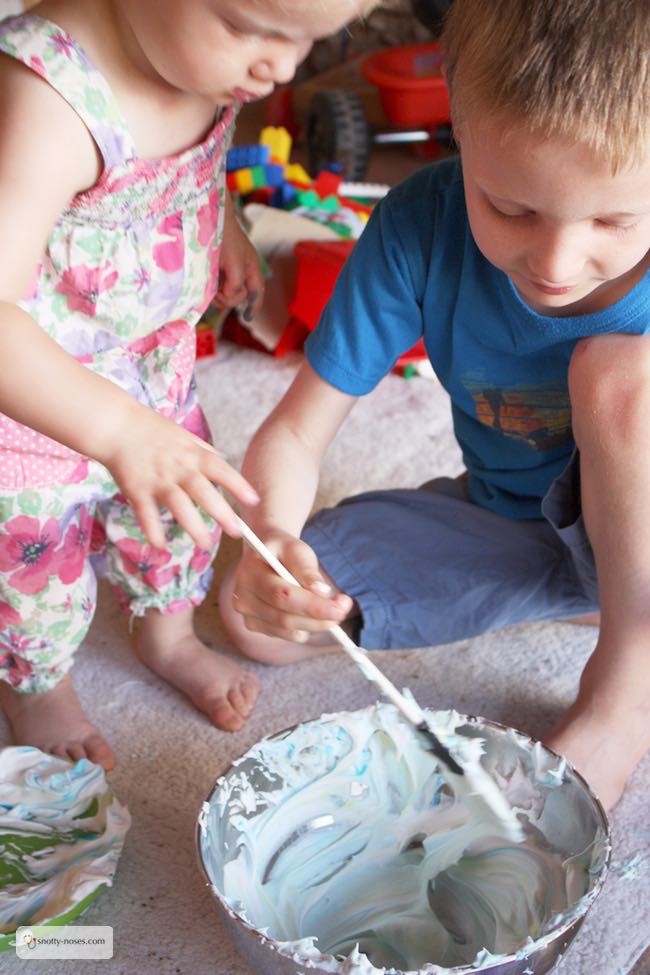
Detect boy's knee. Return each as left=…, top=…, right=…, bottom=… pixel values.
left=569, top=334, right=650, bottom=445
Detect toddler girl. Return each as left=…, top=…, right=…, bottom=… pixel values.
left=0, top=0, right=371, bottom=770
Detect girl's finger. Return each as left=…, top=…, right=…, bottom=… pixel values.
left=200, top=454, right=260, bottom=507
left=161, top=486, right=213, bottom=550
left=188, top=433, right=220, bottom=453
left=131, top=494, right=167, bottom=549
left=215, top=282, right=248, bottom=308
left=183, top=474, right=245, bottom=537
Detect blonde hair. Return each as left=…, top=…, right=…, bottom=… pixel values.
left=441, top=0, right=650, bottom=171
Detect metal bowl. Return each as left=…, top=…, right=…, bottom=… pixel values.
left=197, top=706, right=609, bottom=975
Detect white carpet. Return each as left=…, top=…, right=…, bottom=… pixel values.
left=1, top=343, right=648, bottom=975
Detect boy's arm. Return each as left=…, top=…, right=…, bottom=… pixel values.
left=233, top=361, right=358, bottom=635
left=0, top=58, right=258, bottom=549
left=234, top=182, right=428, bottom=637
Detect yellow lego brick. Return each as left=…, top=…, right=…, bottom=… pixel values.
left=285, top=163, right=312, bottom=186
left=234, top=168, right=255, bottom=194
left=260, top=126, right=292, bottom=165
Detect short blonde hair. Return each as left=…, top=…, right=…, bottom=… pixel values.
left=441, top=0, right=650, bottom=171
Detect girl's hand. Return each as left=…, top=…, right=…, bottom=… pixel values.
left=96, top=403, right=259, bottom=549
left=215, top=198, right=264, bottom=319
left=231, top=531, right=353, bottom=641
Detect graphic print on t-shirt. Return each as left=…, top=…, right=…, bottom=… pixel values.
left=463, top=378, right=572, bottom=452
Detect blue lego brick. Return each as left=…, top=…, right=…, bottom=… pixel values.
left=262, top=163, right=286, bottom=188
left=271, top=182, right=298, bottom=207
left=226, top=144, right=271, bottom=172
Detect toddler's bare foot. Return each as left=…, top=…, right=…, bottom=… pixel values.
left=0, top=675, right=115, bottom=770
left=545, top=702, right=649, bottom=811
left=136, top=608, right=259, bottom=732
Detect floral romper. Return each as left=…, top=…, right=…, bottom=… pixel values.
left=0, top=15, right=236, bottom=693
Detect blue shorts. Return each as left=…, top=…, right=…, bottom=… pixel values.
left=302, top=453, right=598, bottom=650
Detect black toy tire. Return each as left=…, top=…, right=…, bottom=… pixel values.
left=306, top=90, right=372, bottom=181
left=411, top=0, right=453, bottom=33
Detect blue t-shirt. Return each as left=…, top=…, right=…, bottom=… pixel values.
left=305, top=158, right=650, bottom=519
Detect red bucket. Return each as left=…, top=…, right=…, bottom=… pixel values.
left=361, top=42, right=450, bottom=128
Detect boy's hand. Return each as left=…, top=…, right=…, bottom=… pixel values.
left=95, top=404, right=259, bottom=550
left=215, top=199, right=264, bottom=319
left=231, top=531, right=353, bottom=641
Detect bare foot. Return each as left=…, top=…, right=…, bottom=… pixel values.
left=545, top=702, right=649, bottom=811
left=0, top=674, right=115, bottom=770
left=219, top=564, right=343, bottom=666
left=136, top=608, right=259, bottom=732
left=563, top=612, right=601, bottom=626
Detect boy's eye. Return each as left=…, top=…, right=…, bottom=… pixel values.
left=486, top=198, right=533, bottom=218
left=596, top=219, right=638, bottom=233
left=221, top=17, right=256, bottom=39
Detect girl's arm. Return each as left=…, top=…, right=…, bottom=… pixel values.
left=214, top=192, right=265, bottom=317
left=0, top=57, right=258, bottom=549
left=232, top=360, right=358, bottom=636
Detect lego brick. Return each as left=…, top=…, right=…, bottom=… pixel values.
left=314, top=170, right=343, bottom=198
left=295, top=188, right=320, bottom=208
left=247, top=188, right=275, bottom=205
left=285, top=163, right=312, bottom=186
left=315, top=194, right=340, bottom=213
left=270, top=183, right=298, bottom=208
left=226, top=144, right=271, bottom=171
left=196, top=327, right=217, bottom=358
left=233, top=168, right=255, bottom=194
left=259, top=125, right=292, bottom=164
left=261, top=163, right=286, bottom=187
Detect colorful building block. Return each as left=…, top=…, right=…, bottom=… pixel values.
left=259, top=163, right=286, bottom=188
left=227, top=164, right=286, bottom=194
left=294, top=188, right=320, bottom=209
left=270, top=183, right=298, bottom=208
left=314, top=170, right=343, bottom=198
left=259, top=126, right=292, bottom=165
left=227, top=168, right=255, bottom=194
left=226, top=144, right=270, bottom=171
left=315, top=194, right=340, bottom=214
left=196, top=326, right=217, bottom=358
left=284, top=163, right=312, bottom=187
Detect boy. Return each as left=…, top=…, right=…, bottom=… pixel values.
left=221, top=0, right=650, bottom=811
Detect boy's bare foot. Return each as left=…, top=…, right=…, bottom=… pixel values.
left=545, top=632, right=650, bottom=811
left=564, top=612, right=601, bottom=626
left=0, top=674, right=115, bottom=770
left=136, top=607, right=259, bottom=732
left=545, top=697, right=650, bottom=812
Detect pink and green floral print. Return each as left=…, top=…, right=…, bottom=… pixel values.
left=0, top=462, right=220, bottom=693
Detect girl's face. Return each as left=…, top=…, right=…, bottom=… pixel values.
left=459, top=111, right=650, bottom=316
left=115, top=0, right=372, bottom=104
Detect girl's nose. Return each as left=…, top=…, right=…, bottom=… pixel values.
left=250, top=40, right=312, bottom=86
left=526, top=225, right=586, bottom=285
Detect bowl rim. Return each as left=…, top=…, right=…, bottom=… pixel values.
left=196, top=707, right=611, bottom=975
